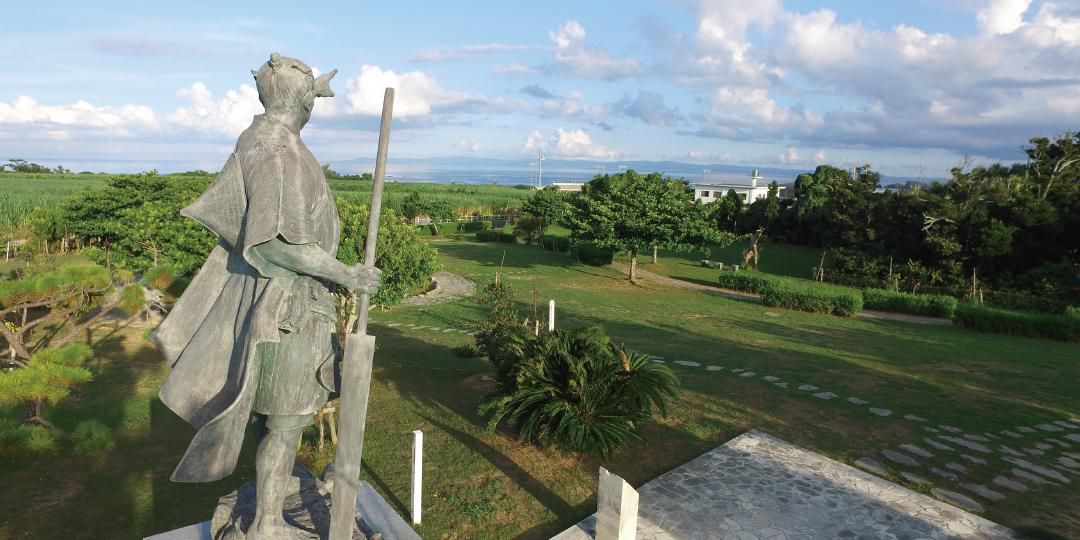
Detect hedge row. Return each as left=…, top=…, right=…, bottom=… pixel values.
left=953, top=303, right=1079, bottom=342
left=862, top=288, right=958, bottom=318
left=457, top=221, right=490, bottom=233
left=759, top=280, right=863, bottom=317
left=575, top=243, right=614, bottom=266
left=716, top=272, right=777, bottom=294
left=542, top=235, right=571, bottom=253
left=476, top=229, right=516, bottom=243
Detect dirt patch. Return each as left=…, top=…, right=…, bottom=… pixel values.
left=461, top=373, right=498, bottom=394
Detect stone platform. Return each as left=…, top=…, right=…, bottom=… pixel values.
left=145, top=466, right=419, bottom=540
left=554, top=430, right=1014, bottom=539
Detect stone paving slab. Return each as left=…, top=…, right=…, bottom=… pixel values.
left=552, top=430, right=1013, bottom=539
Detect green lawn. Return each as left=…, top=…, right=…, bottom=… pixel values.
left=2, top=240, right=1078, bottom=538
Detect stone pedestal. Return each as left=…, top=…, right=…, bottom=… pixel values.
left=595, top=467, right=638, bottom=540
left=145, top=465, right=420, bottom=540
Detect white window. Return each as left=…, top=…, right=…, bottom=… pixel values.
left=700, top=190, right=710, bottom=198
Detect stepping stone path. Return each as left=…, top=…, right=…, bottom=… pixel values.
left=900, top=472, right=930, bottom=484
left=931, top=468, right=959, bottom=481
left=960, top=454, right=988, bottom=465
left=924, top=427, right=940, bottom=433
left=1003, top=457, right=1071, bottom=483
left=902, top=414, right=927, bottom=422
left=941, top=436, right=992, bottom=453
left=731, top=368, right=745, bottom=373
left=992, top=476, right=1027, bottom=492
left=1053, top=420, right=1078, bottom=429
left=1023, top=448, right=1045, bottom=456
left=1035, top=442, right=1053, bottom=450
left=963, top=483, right=1005, bottom=501
left=855, top=457, right=888, bottom=476
left=924, top=438, right=954, bottom=451
left=1048, top=439, right=1072, bottom=449
left=1017, top=426, right=1036, bottom=433
left=673, top=360, right=700, bottom=367
left=739, top=372, right=756, bottom=378
left=1037, top=423, right=1065, bottom=432
left=1012, top=468, right=1055, bottom=485
left=812, top=392, right=837, bottom=400
left=1001, top=430, right=1022, bottom=438
left=963, top=434, right=991, bottom=442
left=797, top=384, right=818, bottom=391
left=899, top=444, right=934, bottom=458
left=945, top=462, right=968, bottom=473
left=705, top=365, right=723, bottom=371
left=998, top=446, right=1024, bottom=457
left=869, top=408, right=893, bottom=417
left=940, top=425, right=963, bottom=433
left=931, top=488, right=984, bottom=513
left=773, top=382, right=789, bottom=389
left=846, top=397, right=869, bottom=405
left=882, top=449, right=920, bottom=466
left=762, top=376, right=779, bottom=382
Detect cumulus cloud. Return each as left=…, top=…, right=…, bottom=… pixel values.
left=977, top=0, right=1033, bottom=35
left=706, top=87, right=823, bottom=135
left=548, top=20, right=643, bottom=79
left=521, top=84, right=556, bottom=99
left=0, top=95, right=160, bottom=140
left=454, top=139, right=481, bottom=152
left=168, top=82, right=262, bottom=137
left=521, top=127, right=620, bottom=159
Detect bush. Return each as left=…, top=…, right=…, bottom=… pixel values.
left=71, top=420, right=115, bottom=455
left=475, top=229, right=498, bottom=242
left=543, top=235, right=571, bottom=253
left=716, top=272, right=776, bottom=294
left=458, top=220, right=490, bottom=233
left=451, top=344, right=482, bottom=358
left=513, top=215, right=544, bottom=245
left=759, top=281, right=863, bottom=316
left=982, top=289, right=1071, bottom=315
left=575, top=243, right=614, bottom=266
left=497, top=231, right=517, bottom=243
left=479, top=327, right=679, bottom=456
left=862, top=288, right=957, bottom=318
left=953, top=304, right=1079, bottom=341
left=1067, top=306, right=1080, bottom=319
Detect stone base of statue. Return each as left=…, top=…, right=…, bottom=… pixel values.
left=145, top=464, right=420, bottom=540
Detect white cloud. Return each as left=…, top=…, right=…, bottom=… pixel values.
left=0, top=95, right=159, bottom=139
left=521, top=127, right=619, bottom=159
left=548, top=20, right=643, bottom=79
left=781, top=10, right=861, bottom=70
left=708, top=87, right=823, bottom=134
left=813, top=149, right=827, bottom=163
left=522, top=130, right=545, bottom=153
left=343, top=65, right=456, bottom=118
left=491, top=62, right=537, bottom=76
left=977, top=0, right=1033, bottom=35
left=778, top=146, right=799, bottom=164
left=168, top=82, right=262, bottom=137
left=552, top=128, right=619, bottom=159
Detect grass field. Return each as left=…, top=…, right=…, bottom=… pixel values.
left=0, top=173, right=532, bottom=232
left=1, top=239, right=1078, bottom=539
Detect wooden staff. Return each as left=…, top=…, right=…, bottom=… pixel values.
left=329, top=87, right=394, bottom=540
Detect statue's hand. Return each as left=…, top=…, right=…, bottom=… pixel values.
left=346, top=265, right=382, bottom=295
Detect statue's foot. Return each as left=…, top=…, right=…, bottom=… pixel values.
left=246, top=517, right=320, bottom=540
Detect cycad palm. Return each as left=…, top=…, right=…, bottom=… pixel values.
left=480, top=327, right=678, bottom=456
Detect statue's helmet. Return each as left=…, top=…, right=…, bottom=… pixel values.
left=251, top=53, right=336, bottom=114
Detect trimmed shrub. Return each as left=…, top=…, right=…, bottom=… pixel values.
left=982, top=289, right=1071, bottom=315
left=1067, top=306, right=1080, bottom=319
left=72, top=420, right=115, bottom=455
left=457, top=220, right=490, bottom=233
left=575, top=243, right=614, bottom=266
left=542, top=235, right=571, bottom=253
left=863, top=288, right=957, bottom=318
left=759, top=281, right=863, bottom=317
left=716, top=272, right=776, bottom=294
left=953, top=304, right=1079, bottom=342
left=497, top=231, right=517, bottom=243
left=475, top=229, right=498, bottom=242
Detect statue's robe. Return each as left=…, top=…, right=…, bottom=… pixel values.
left=153, top=114, right=339, bottom=483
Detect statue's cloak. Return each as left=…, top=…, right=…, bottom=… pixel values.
left=152, top=114, right=338, bottom=482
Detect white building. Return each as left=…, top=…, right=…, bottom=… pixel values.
left=692, top=170, right=781, bottom=203
left=550, top=182, right=585, bottom=192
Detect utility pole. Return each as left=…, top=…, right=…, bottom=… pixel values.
left=538, top=149, right=544, bottom=189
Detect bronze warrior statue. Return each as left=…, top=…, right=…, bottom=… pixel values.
left=152, top=53, right=380, bottom=539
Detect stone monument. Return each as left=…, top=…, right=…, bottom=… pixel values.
left=152, top=53, right=387, bottom=539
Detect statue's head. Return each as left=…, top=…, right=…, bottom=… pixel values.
left=252, top=53, right=336, bottom=128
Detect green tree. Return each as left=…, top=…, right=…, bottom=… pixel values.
left=479, top=326, right=679, bottom=456
left=567, top=170, right=733, bottom=281
left=520, top=186, right=569, bottom=235
left=0, top=264, right=144, bottom=426
left=335, top=199, right=440, bottom=306
left=400, top=191, right=425, bottom=223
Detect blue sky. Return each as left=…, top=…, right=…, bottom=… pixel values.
left=2, top=0, right=1079, bottom=177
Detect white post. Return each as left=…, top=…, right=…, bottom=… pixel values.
left=596, top=467, right=638, bottom=540
left=548, top=299, right=555, bottom=332
left=411, top=430, right=423, bottom=525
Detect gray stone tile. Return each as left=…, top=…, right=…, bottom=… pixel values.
left=855, top=457, right=888, bottom=476
left=1036, top=423, right=1065, bottom=432
left=960, top=454, right=988, bottom=465
left=869, top=408, right=893, bottom=417
left=705, top=365, right=724, bottom=371
left=931, top=488, right=984, bottom=513
left=673, top=360, right=701, bottom=367
left=899, top=444, right=934, bottom=458
left=812, top=392, right=837, bottom=400
left=882, top=449, right=920, bottom=466
left=796, top=384, right=817, bottom=391
left=773, top=382, right=789, bottom=389
left=845, top=397, right=868, bottom=405
left=992, top=476, right=1027, bottom=492
left=962, top=483, right=1006, bottom=502
left=902, top=414, right=927, bottom=422
left=1016, top=426, right=1036, bottom=433
left=739, top=371, right=756, bottom=378
left=924, top=438, right=954, bottom=452
left=941, top=436, right=992, bottom=454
